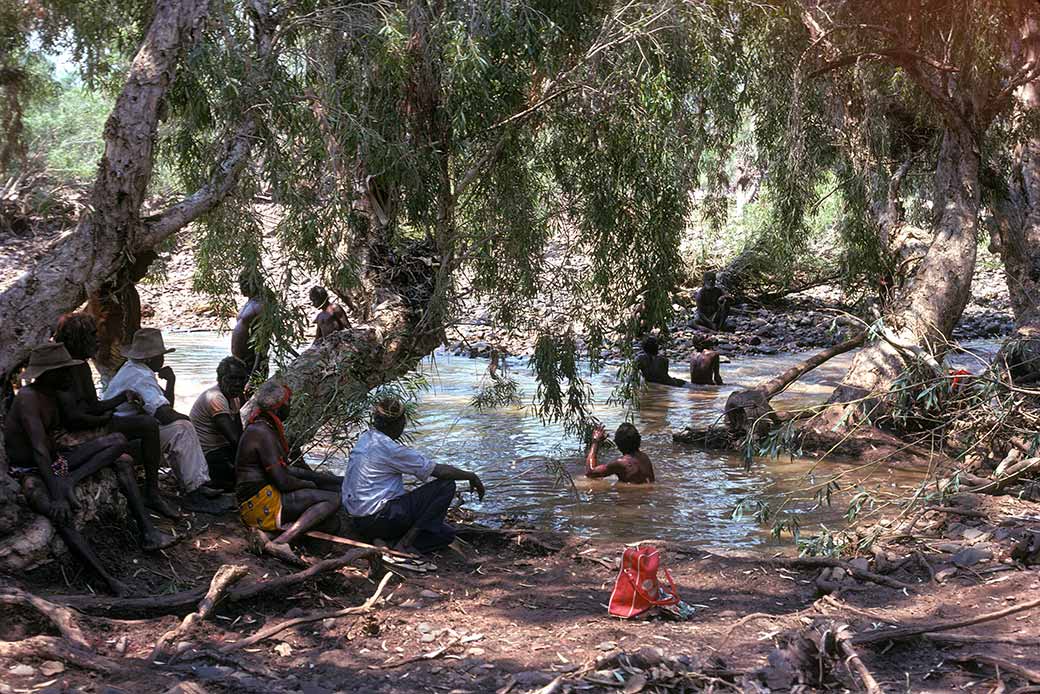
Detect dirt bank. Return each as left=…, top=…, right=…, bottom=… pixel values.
left=2, top=487, right=1039, bottom=693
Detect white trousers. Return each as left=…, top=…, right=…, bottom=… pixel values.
left=158, top=420, right=211, bottom=493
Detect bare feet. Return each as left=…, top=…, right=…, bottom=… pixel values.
left=263, top=540, right=308, bottom=567
left=141, top=528, right=178, bottom=552
left=144, top=492, right=181, bottom=519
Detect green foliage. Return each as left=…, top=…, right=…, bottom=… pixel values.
left=22, top=76, right=110, bottom=181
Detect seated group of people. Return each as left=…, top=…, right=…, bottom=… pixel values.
left=4, top=309, right=493, bottom=592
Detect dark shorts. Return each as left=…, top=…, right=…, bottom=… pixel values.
left=352, top=479, right=457, bottom=554
left=205, top=446, right=237, bottom=491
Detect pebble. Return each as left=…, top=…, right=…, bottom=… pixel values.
left=417, top=622, right=433, bottom=633
left=39, top=661, right=65, bottom=676
left=597, top=640, right=618, bottom=651
left=935, top=567, right=958, bottom=582
left=8, top=664, right=34, bottom=677
left=953, top=546, right=992, bottom=567
left=419, top=589, right=442, bottom=600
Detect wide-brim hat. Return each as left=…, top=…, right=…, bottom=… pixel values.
left=121, top=328, right=176, bottom=360
left=23, top=343, right=84, bottom=381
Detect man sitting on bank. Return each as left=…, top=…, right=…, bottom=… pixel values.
left=4, top=344, right=176, bottom=595
left=584, top=423, right=655, bottom=484
left=310, top=286, right=351, bottom=343
left=342, top=398, right=485, bottom=555
left=54, top=312, right=180, bottom=518
left=104, top=328, right=230, bottom=514
left=235, top=382, right=342, bottom=565
left=190, top=356, right=250, bottom=491
left=635, top=336, right=686, bottom=387
left=694, top=270, right=730, bottom=331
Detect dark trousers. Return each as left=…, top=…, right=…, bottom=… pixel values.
left=353, top=479, right=456, bottom=553
left=205, top=446, right=236, bottom=491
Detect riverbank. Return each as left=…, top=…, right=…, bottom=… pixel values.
left=3, top=487, right=1040, bottom=693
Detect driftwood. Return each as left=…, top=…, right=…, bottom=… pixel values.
left=968, top=457, right=1040, bottom=495
left=150, top=564, right=248, bottom=662
left=55, top=547, right=375, bottom=618
left=305, top=530, right=420, bottom=559
left=221, top=571, right=392, bottom=653
left=0, top=585, right=91, bottom=650
left=854, top=596, right=1040, bottom=645
left=834, top=624, right=885, bottom=694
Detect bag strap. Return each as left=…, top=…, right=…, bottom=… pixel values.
left=621, top=568, right=680, bottom=607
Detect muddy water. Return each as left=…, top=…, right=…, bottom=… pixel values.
left=160, top=332, right=997, bottom=550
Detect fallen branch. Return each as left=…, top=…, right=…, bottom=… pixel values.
left=0, top=586, right=91, bottom=650
left=854, top=596, right=1040, bottom=645
left=151, top=564, right=248, bottom=662
left=925, top=506, right=989, bottom=519
left=305, top=530, right=420, bottom=560
left=835, top=624, right=885, bottom=694
left=769, top=556, right=914, bottom=590
left=968, top=458, right=1040, bottom=495
left=55, top=548, right=375, bottom=618
left=952, top=653, right=1040, bottom=684
left=0, top=635, right=121, bottom=673
left=221, top=571, right=392, bottom=653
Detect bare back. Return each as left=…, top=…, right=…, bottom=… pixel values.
left=4, top=387, right=59, bottom=469
left=235, top=420, right=282, bottom=501
left=231, top=299, right=263, bottom=365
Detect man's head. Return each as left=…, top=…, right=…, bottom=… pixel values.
left=142, top=355, right=165, bottom=372
left=256, top=380, right=292, bottom=421
left=309, top=286, right=329, bottom=309
left=703, top=270, right=717, bottom=288
left=217, top=356, right=250, bottom=399
left=239, top=270, right=262, bottom=298
left=641, top=336, right=660, bottom=356
left=122, top=328, right=175, bottom=371
left=24, top=343, right=82, bottom=391
left=55, top=313, right=99, bottom=360
left=614, top=423, right=641, bottom=455
left=373, top=397, right=407, bottom=440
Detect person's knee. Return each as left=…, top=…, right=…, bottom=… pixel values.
left=113, top=454, right=135, bottom=480
left=102, top=432, right=131, bottom=453
left=433, top=478, right=456, bottom=495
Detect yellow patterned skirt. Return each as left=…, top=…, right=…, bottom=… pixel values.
left=239, top=485, right=282, bottom=532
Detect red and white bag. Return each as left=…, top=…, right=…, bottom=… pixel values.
left=608, top=545, right=679, bottom=619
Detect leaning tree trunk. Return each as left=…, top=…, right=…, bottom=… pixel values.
left=816, top=125, right=981, bottom=429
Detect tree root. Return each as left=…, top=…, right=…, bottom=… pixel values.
left=0, top=585, right=91, bottom=650
left=0, top=635, right=120, bottom=673
left=834, top=624, right=885, bottom=694
left=55, top=547, right=376, bottom=618
left=952, top=653, right=1040, bottom=685
left=222, top=571, right=392, bottom=653
left=150, top=563, right=248, bottom=662
left=853, top=596, right=1040, bottom=645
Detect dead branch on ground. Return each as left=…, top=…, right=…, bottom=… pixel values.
left=853, top=596, right=1040, bottom=645
left=0, top=585, right=91, bottom=650
left=150, top=564, right=248, bottom=662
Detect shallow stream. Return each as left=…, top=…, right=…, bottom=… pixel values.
left=160, top=332, right=997, bottom=550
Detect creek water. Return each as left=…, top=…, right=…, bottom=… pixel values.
left=160, top=332, right=998, bottom=550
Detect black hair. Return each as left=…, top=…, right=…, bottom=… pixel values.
left=217, top=355, right=249, bottom=380
left=614, top=423, right=641, bottom=455
left=641, top=336, right=659, bottom=356
left=309, top=286, right=329, bottom=303
left=54, top=313, right=97, bottom=359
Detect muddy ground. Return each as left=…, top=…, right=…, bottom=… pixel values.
left=2, top=486, right=1040, bottom=694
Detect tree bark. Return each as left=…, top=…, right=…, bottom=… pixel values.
left=818, top=125, right=981, bottom=427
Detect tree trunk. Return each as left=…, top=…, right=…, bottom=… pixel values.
left=818, top=125, right=981, bottom=428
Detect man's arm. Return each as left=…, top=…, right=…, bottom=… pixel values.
left=289, top=467, right=342, bottom=492
left=431, top=464, right=485, bottom=499
left=56, top=390, right=111, bottom=429
left=17, top=398, right=76, bottom=524
left=212, top=413, right=242, bottom=450
left=586, top=459, right=627, bottom=479
left=584, top=425, right=615, bottom=478
left=154, top=404, right=189, bottom=425
left=157, top=366, right=176, bottom=403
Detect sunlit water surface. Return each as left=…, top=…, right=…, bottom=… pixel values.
left=161, top=332, right=998, bottom=551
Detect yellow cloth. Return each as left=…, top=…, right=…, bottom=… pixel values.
left=239, top=484, right=282, bottom=532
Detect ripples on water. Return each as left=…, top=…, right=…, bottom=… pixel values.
left=162, top=332, right=997, bottom=550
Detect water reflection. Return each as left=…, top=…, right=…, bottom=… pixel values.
left=160, top=332, right=996, bottom=549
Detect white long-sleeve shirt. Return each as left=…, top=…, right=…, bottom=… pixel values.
left=341, top=429, right=435, bottom=517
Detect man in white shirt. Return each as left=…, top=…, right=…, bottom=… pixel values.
left=342, top=398, right=485, bottom=555
left=104, top=328, right=231, bottom=514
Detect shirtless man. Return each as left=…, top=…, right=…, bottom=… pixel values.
left=694, top=271, right=730, bottom=332
left=236, top=382, right=342, bottom=564
left=635, top=336, right=686, bottom=387
left=584, top=423, right=655, bottom=484
left=4, top=344, right=176, bottom=595
left=232, top=271, right=268, bottom=378
left=54, top=313, right=180, bottom=518
left=689, top=347, right=724, bottom=385
left=310, top=286, right=351, bottom=343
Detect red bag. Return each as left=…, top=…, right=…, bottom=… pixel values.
left=608, top=545, right=679, bottom=619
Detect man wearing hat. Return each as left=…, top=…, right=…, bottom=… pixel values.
left=342, top=397, right=486, bottom=555
left=4, top=343, right=177, bottom=595
left=103, top=328, right=230, bottom=514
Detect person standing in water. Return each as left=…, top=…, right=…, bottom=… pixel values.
left=635, top=336, right=686, bottom=387
left=232, top=270, right=269, bottom=378
left=689, top=346, right=724, bottom=385
left=584, top=423, right=655, bottom=484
